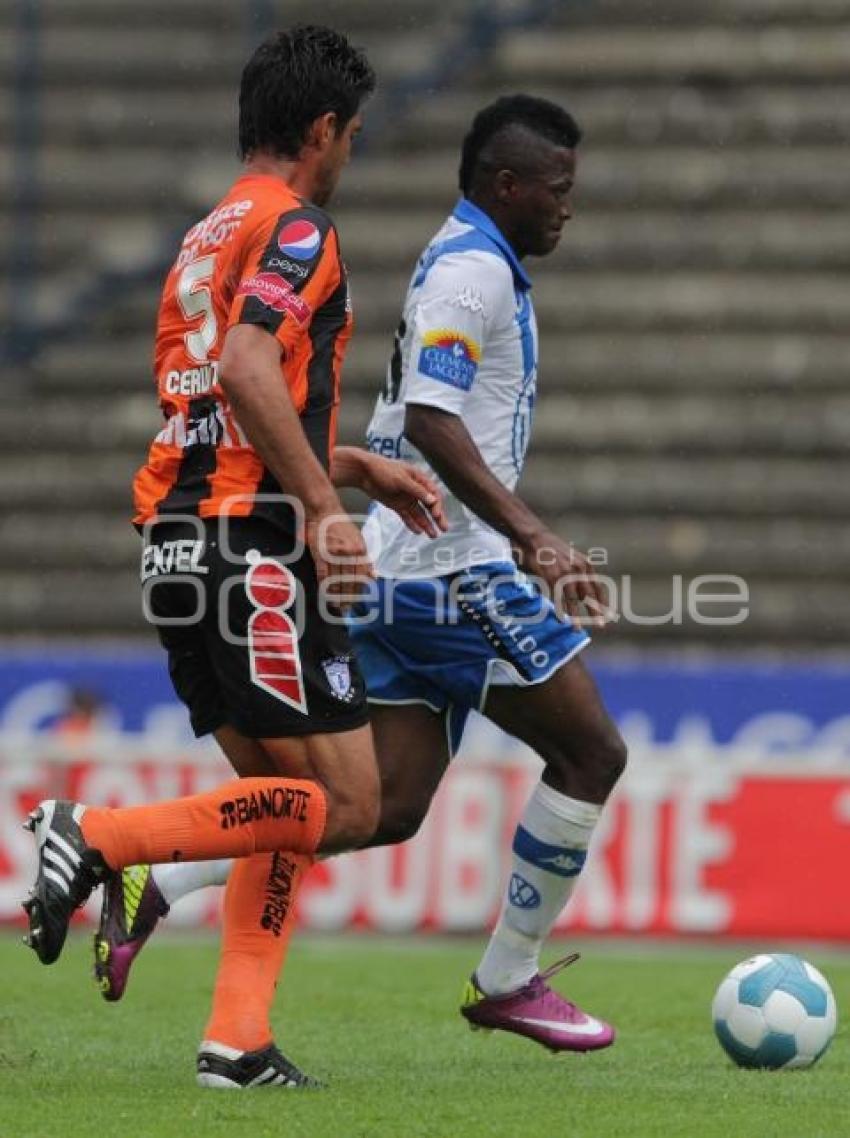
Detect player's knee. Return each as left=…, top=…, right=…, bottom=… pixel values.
left=349, top=793, right=381, bottom=847
left=596, top=728, right=628, bottom=791
left=582, top=727, right=627, bottom=794
left=542, top=724, right=627, bottom=798
left=322, top=789, right=379, bottom=852
left=371, top=798, right=428, bottom=847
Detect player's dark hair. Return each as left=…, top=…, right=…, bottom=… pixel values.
left=239, top=25, right=376, bottom=159
left=459, top=94, right=582, bottom=195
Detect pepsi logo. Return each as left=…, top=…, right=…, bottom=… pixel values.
left=277, top=219, right=321, bottom=261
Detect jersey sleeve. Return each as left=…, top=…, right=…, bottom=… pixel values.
left=228, top=204, right=341, bottom=356
left=403, top=249, right=511, bottom=416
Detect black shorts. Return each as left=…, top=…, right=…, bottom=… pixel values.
left=141, top=517, right=370, bottom=739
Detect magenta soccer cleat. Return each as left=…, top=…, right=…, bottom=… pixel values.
left=460, top=953, right=615, bottom=1053
left=93, top=864, right=169, bottom=1002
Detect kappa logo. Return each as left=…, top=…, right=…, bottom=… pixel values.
left=508, top=873, right=541, bottom=910
left=538, top=851, right=584, bottom=874
left=278, top=219, right=321, bottom=260
left=450, top=285, right=486, bottom=316
left=219, top=787, right=310, bottom=830
left=513, top=826, right=587, bottom=878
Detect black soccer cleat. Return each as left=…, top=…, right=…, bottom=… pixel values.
left=196, top=1040, right=323, bottom=1089
left=21, top=799, right=107, bottom=965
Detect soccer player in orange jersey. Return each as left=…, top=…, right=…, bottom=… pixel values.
left=22, top=26, right=445, bottom=1089
left=84, top=95, right=626, bottom=1063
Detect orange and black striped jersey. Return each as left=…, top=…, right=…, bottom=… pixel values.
left=133, top=173, right=352, bottom=530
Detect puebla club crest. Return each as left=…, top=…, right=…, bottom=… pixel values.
left=322, top=656, right=355, bottom=702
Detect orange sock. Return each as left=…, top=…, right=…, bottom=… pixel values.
left=202, top=850, right=312, bottom=1053
left=80, top=778, right=326, bottom=869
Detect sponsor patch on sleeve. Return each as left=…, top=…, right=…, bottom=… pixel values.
left=277, top=219, right=322, bottom=261
left=416, top=329, right=481, bottom=391
left=237, top=272, right=312, bottom=325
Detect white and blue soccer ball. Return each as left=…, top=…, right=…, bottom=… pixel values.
left=712, top=953, right=837, bottom=1070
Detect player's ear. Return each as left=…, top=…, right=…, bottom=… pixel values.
left=493, top=168, right=519, bottom=203
left=307, top=112, right=339, bottom=151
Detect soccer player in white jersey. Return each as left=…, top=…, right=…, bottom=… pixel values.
left=93, top=95, right=625, bottom=1055
left=350, top=94, right=625, bottom=1051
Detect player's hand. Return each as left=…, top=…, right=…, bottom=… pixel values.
left=306, top=511, right=374, bottom=609
left=361, top=454, right=448, bottom=538
left=518, top=531, right=613, bottom=628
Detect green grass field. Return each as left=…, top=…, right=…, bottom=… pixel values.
left=0, top=933, right=846, bottom=1138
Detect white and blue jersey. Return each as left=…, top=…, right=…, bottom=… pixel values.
left=363, top=198, right=538, bottom=578
left=351, top=199, right=588, bottom=750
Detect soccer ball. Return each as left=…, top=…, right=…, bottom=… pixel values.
left=712, top=953, right=837, bottom=1070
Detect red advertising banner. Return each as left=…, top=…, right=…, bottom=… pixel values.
left=2, top=748, right=849, bottom=940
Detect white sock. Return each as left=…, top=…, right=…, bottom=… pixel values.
left=151, top=859, right=232, bottom=907
left=476, top=781, right=601, bottom=996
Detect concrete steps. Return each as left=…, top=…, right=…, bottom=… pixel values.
left=10, top=0, right=459, bottom=30
left=4, top=448, right=850, bottom=521
left=22, top=332, right=848, bottom=410
left=496, top=25, right=850, bottom=83
left=0, top=565, right=846, bottom=645
left=522, top=456, right=850, bottom=518
left=4, top=385, right=848, bottom=462
left=10, top=207, right=850, bottom=276
left=2, top=1, right=848, bottom=646
left=553, top=0, right=850, bottom=25
left=7, top=144, right=850, bottom=212
left=6, top=509, right=850, bottom=579
left=410, top=84, right=850, bottom=148
left=7, top=84, right=847, bottom=150
left=30, top=267, right=845, bottom=334
left=0, top=27, right=434, bottom=87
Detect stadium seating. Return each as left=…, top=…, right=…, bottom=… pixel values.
left=1, top=0, right=848, bottom=647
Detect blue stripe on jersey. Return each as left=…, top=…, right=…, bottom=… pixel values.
left=453, top=198, right=532, bottom=289
left=511, top=289, right=537, bottom=474
left=513, top=826, right=588, bottom=878
left=413, top=230, right=497, bottom=289
left=515, top=290, right=536, bottom=378
left=414, top=199, right=535, bottom=292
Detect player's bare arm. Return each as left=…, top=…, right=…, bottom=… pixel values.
left=404, top=402, right=608, bottom=624
left=331, top=446, right=448, bottom=537
left=219, top=322, right=372, bottom=594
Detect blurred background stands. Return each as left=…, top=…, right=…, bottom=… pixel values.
left=1, top=0, right=849, bottom=649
